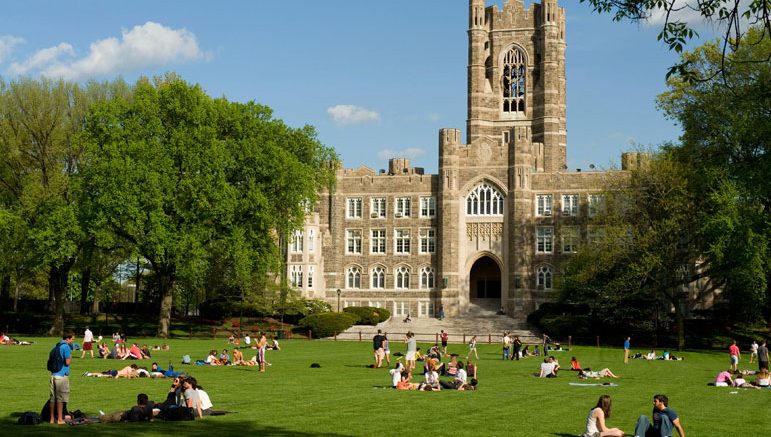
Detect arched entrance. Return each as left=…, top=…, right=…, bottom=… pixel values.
left=469, top=256, right=501, bottom=301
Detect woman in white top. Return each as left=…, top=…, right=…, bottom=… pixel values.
left=583, top=395, right=625, bottom=437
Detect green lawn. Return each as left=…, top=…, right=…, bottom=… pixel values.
left=1, top=337, right=769, bottom=436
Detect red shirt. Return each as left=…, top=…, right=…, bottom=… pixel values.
left=729, top=344, right=740, bottom=356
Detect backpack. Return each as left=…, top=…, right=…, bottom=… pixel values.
left=17, top=412, right=41, bottom=425
left=47, top=342, right=64, bottom=373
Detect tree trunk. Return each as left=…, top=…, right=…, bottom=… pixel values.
left=156, top=270, right=175, bottom=338
left=80, top=265, right=92, bottom=314
left=47, top=260, right=74, bottom=337
left=0, top=274, right=10, bottom=301
left=13, top=280, right=21, bottom=313
left=91, top=282, right=101, bottom=314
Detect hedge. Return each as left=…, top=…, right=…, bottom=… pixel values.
left=342, top=306, right=391, bottom=325
left=299, top=312, right=359, bottom=338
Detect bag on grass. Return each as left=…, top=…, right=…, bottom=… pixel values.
left=18, top=412, right=41, bottom=425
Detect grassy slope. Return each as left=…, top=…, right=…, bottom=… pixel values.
left=1, top=338, right=769, bottom=436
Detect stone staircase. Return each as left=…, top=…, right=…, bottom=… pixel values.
left=330, top=299, right=541, bottom=345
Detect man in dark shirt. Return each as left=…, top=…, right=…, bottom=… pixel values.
left=634, top=394, right=685, bottom=437
left=372, top=330, right=385, bottom=368
left=758, top=340, right=769, bottom=371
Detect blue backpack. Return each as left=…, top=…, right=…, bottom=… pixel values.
left=47, top=342, right=64, bottom=373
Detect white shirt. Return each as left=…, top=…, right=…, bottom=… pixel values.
left=198, top=389, right=213, bottom=410
left=539, top=362, right=556, bottom=377
left=456, top=368, right=467, bottom=383
left=390, top=365, right=404, bottom=387
left=84, top=329, right=93, bottom=343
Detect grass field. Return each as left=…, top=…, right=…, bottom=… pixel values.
left=1, top=337, right=769, bottom=436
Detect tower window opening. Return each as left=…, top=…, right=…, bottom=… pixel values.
left=502, top=47, right=526, bottom=114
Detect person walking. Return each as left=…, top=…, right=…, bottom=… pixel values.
left=512, top=335, right=522, bottom=360
left=623, top=336, right=631, bottom=364
left=80, top=326, right=94, bottom=359
left=633, top=394, right=685, bottom=437
left=440, top=330, right=449, bottom=355
left=467, top=335, right=478, bottom=360
left=49, top=332, right=75, bottom=424
left=372, top=330, right=385, bottom=368
left=749, top=340, right=758, bottom=364
left=405, top=332, right=417, bottom=371
left=729, top=340, right=740, bottom=372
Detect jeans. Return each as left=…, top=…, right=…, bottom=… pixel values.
left=634, top=414, right=674, bottom=437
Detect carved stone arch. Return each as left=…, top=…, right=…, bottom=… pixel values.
left=535, top=263, right=556, bottom=290
left=499, top=44, right=528, bottom=114
left=465, top=250, right=504, bottom=272
left=466, top=251, right=503, bottom=300
left=460, top=175, right=508, bottom=196
left=498, top=43, right=529, bottom=67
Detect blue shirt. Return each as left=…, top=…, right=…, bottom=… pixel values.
left=624, top=339, right=630, bottom=350
left=52, top=341, right=72, bottom=377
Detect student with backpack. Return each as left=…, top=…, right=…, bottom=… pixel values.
left=48, top=332, right=75, bottom=425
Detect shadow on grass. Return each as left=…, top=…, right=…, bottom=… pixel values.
left=5, top=417, right=357, bottom=436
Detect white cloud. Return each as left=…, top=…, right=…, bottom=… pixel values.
left=646, top=2, right=708, bottom=26
left=0, top=36, right=24, bottom=64
left=8, top=43, right=75, bottom=75
left=377, top=147, right=426, bottom=161
left=8, top=22, right=206, bottom=80
left=327, top=104, right=380, bottom=126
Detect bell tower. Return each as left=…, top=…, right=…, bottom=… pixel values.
left=466, top=0, right=566, bottom=173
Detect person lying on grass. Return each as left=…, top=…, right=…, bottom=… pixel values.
left=578, top=368, right=620, bottom=379
left=84, top=364, right=140, bottom=378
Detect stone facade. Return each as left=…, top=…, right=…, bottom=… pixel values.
left=286, top=0, right=642, bottom=322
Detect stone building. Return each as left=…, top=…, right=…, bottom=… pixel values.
left=287, top=0, right=643, bottom=322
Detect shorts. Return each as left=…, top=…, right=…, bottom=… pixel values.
left=406, top=351, right=416, bottom=361
left=50, top=376, right=70, bottom=403
left=441, top=341, right=448, bottom=347
left=374, top=348, right=385, bottom=360
left=83, top=341, right=93, bottom=351
left=257, top=347, right=266, bottom=364
left=730, top=356, right=739, bottom=365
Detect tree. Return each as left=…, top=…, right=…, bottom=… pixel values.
left=658, top=25, right=771, bottom=320
left=0, top=77, right=129, bottom=335
left=581, top=0, right=771, bottom=79
left=80, top=74, right=336, bottom=337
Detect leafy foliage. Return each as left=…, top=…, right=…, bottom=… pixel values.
left=298, top=312, right=358, bottom=338
left=343, top=306, right=391, bottom=325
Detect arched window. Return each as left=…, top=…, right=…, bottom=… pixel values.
left=537, top=265, right=553, bottom=290
left=346, top=266, right=361, bottom=289
left=371, top=266, right=385, bottom=289
left=395, top=266, right=410, bottom=290
left=502, top=47, right=526, bottom=113
left=466, top=183, right=505, bottom=216
left=420, top=266, right=435, bottom=289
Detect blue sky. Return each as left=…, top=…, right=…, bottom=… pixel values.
left=1, top=0, right=710, bottom=173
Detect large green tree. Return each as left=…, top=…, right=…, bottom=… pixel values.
left=0, top=77, right=129, bottom=334
left=80, top=74, right=336, bottom=337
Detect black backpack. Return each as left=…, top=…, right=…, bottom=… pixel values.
left=18, top=412, right=41, bottom=425
left=47, top=342, right=64, bottom=373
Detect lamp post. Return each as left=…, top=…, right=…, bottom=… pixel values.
left=336, top=289, right=341, bottom=312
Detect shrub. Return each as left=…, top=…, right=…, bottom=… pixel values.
left=299, top=312, right=358, bottom=338
left=343, top=306, right=390, bottom=325
left=539, top=314, right=591, bottom=339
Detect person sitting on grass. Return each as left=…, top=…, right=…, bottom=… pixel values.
left=390, top=361, right=405, bottom=388
left=422, top=361, right=441, bottom=391
left=100, top=393, right=161, bottom=423
left=219, top=349, right=230, bottom=365
left=581, top=394, right=625, bottom=437
left=714, top=369, right=734, bottom=387
left=571, top=356, right=587, bottom=371
left=538, top=357, right=557, bottom=378
left=181, top=376, right=207, bottom=418
left=732, top=373, right=760, bottom=389
left=445, top=355, right=459, bottom=377
left=753, top=369, right=770, bottom=387
left=141, top=344, right=152, bottom=358
left=578, top=368, right=620, bottom=379
left=231, top=348, right=246, bottom=365
left=644, top=349, right=657, bottom=360
left=205, top=350, right=221, bottom=365
left=466, top=360, right=477, bottom=379
left=98, top=342, right=110, bottom=359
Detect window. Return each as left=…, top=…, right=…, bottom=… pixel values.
left=346, top=197, right=362, bottom=219
left=561, top=194, right=578, bottom=216
left=370, top=229, right=386, bottom=254
left=466, top=183, right=505, bottom=216
left=536, top=226, right=553, bottom=253
left=536, top=194, right=553, bottom=216
left=307, top=266, right=314, bottom=288
left=420, top=266, right=435, bottom=289
left=393, top=301, right=408, bottom=317
left=370, top=197, right=386, bottom=218
left=290, top=265, right=302, bottom=287
left=346, top=229, right=362, bottom=254
left=307, top=229, right=315, bottom=251
left=290, top=230, right=304, bottom=252
left=588, top=194, right=605, bottom=217
left=344, top=301, right=360, bottom=308
left=395, top=197, right=411, bottom=218
left=537, top=266, right=553, bottom=289
left=395, top=229, right=411, bottom=255
left=371, top=266, right=385, bottom=289
left=420, top=196, right=436, bottom=217
left=346, top=266, right=361, bottom=289
left=561, top=226, right=579, bottom=253
left=369, top=301, right=385, bottom=309
left=419, top=301, right=434, bottom=317
left=419, top=228, right=436, bottom=254
left=395, top=265, right=410, bottom=289
left=502, top=47, right=526, bottom=113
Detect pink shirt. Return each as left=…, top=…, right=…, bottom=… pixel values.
left=715, top=371, right=732, bottom=384
left=729, top=344, right=740, bottom=356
